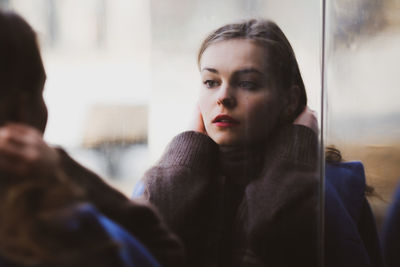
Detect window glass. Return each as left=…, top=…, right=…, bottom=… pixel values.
left=2, top=0, right=324, bottom=265
left=326, top=0, right=400, bottom=228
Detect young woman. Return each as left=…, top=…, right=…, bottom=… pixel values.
left=0, top=10, right=183, bottom=267
left=143, top=19, right=319, bottom=267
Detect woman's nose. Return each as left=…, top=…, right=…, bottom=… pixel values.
left=217, top=84, right=237, bottom=108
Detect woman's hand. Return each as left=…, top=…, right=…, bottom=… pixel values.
left=293, top=107, right=318, bottom=135
left=189, top=104, right=207, bottom=134
left=0, top=123, right=60, bottom=177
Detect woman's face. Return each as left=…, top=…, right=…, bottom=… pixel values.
left=199, top=39, right=284, bottom=146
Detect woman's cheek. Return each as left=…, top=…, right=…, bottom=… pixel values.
left=198, top=93, right=209, bottom=117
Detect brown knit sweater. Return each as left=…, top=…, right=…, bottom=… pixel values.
left=144, top=125, right=319, bottom=267
left=56, top=148, right=184, bottom=267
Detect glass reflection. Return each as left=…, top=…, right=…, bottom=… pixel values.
left=0, top=0, right=324, bottom=266
left=326, top=0, right=400, bottom=266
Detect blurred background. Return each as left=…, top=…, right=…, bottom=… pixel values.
left=0, top=0, right=152, bottom=196
left=0, top=0, right=322, bottom=197
left=325, top=0, right=400, bottom=229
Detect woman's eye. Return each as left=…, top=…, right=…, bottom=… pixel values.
left=238, top=81, right=257, bottom=90
left=204, top=80, right=219, bottom=88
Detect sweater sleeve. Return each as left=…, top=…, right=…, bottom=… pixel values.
left=143, top=131, right=222, bottom=266
left=55, top=147, right=184, bottom=267
left=239, top=125, right=319, bottom=267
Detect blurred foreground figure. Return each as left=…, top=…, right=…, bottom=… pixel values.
left=0, top=10, right=183, bottom=267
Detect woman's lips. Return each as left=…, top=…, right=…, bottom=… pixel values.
left=212, top=114, right=240, bottom=127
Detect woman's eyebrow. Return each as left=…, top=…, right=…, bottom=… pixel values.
left=201, top=67, right=218, bottom=73
left=235, top=68, right=263, bottom=75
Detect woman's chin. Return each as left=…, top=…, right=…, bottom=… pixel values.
left=210, top=134, right=243, bottom=147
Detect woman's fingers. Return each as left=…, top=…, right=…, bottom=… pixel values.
left=0, top=124, right=40, bottom=148
left=189, top=104, right=207, bottom=134
left=0, top=124, right=60, bottom=177
left=293, top=107, right=319, bottom=134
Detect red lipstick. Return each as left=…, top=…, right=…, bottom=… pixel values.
left=212, top=114, right=240, bottom=127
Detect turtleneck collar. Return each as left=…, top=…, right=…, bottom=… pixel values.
left=219, top=143, right=266, bottom=185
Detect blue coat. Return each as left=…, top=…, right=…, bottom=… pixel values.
left=381, top=182, right=400, bottom=267
left=325, top=161, right=384, bottom=267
